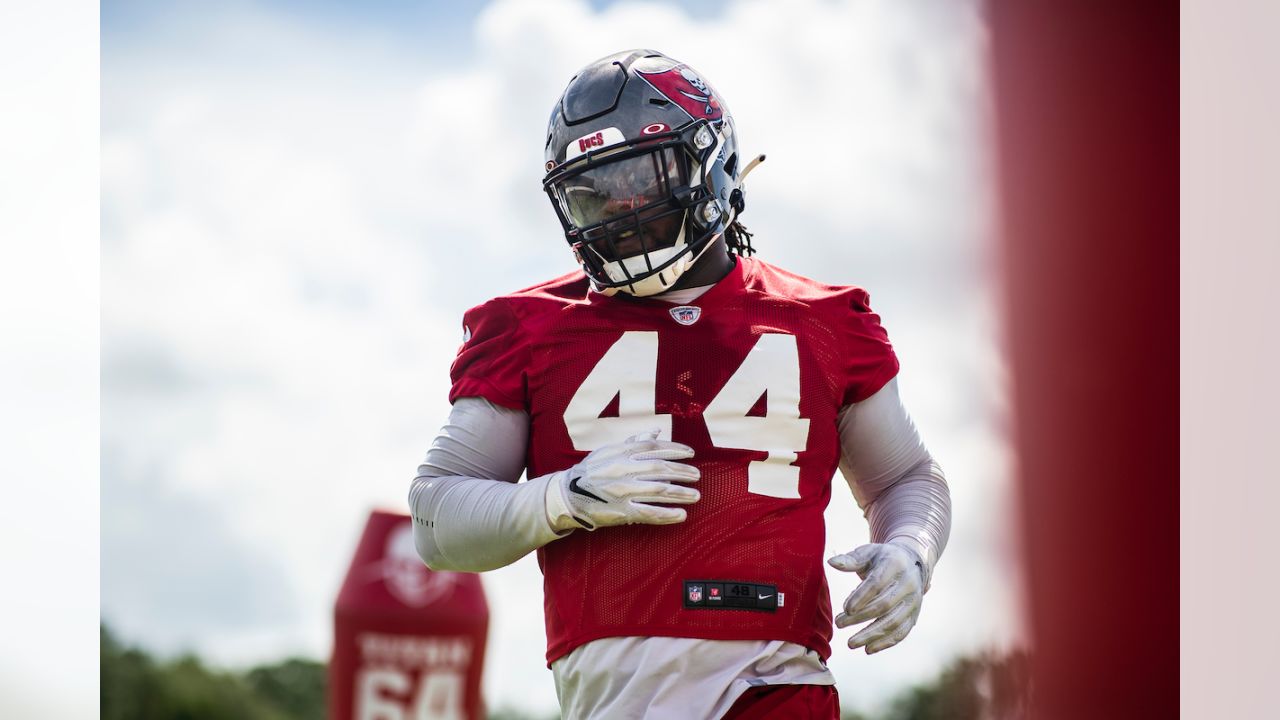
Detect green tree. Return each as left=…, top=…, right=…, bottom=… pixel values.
left=101, top=624, right=316, bottom=720
left=247, top=658, right=328, bottom=719
left=882, top=649, right=1031, bottom=720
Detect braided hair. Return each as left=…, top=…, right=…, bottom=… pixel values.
left=726, top=219, right=756, bottom=257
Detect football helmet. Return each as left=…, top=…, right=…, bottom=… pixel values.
left=543, top=50, right=752, bottom=296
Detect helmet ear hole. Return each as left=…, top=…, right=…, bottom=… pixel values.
left=725, top=152, right=738, bottom=178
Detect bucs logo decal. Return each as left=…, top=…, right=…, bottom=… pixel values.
left=636, top=64, right=723, bottom=121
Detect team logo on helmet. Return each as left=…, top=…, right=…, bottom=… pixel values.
left=669, top=306, right=702, bottom=325
left=636, top=64, right=723, bottom=121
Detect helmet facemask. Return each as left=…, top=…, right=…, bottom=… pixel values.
left=545, top=120, right=731, bottom=297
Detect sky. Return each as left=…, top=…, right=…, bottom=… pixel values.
left=101, top=0, right=1020, bottom=715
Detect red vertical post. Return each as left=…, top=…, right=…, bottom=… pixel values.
left=988, top=2, right=1178, bottom=717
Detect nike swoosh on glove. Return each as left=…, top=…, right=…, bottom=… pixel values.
left=547, top=429, right=700, bottom=532
left=828, top=541, right=926, bottom=654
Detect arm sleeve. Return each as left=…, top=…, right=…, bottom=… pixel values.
left=837, top=377, right=952, bottom=590
left=840, top=289, right=901, bottom=405
left=408, top=397, right=569, bottom=572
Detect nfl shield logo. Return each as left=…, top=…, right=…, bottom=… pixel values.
left=688, top=584, right=703, bottom=603
left=669, top=305, right=701, bottom=326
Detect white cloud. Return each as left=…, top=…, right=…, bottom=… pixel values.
left=103, top=0, right=1011, bottom=715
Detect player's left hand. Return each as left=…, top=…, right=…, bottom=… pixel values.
left=828, top=542, right=926, bottom=654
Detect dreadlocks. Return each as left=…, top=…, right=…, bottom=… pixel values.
left=726, top=219, right=756, bottom=257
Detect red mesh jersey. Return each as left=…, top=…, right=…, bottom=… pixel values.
left=449, top=257, right=898, bottom=664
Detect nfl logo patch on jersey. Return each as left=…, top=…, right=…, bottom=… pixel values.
left=669, top=305, right=701, bottom=325
left=687, top=584, right=703, bottom=603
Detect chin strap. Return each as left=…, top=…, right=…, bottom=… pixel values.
left=668, top=230, right=725, bottom=286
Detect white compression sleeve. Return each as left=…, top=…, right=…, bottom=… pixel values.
left=408, top=397, right=566, bottom=572
left=837, top=378, right=952, bottom=589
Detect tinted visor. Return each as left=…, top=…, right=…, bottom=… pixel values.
left=554, top=148, right=687, bottom=260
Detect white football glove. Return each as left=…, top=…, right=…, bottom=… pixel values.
left=828, top=541, right=926, bottom=654
left=546, top=430, right=701, bottom=532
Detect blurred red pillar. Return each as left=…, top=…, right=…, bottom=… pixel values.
left=988, top=2, right=1177, bottom=717
left=331, top=510, right=489, bottom=720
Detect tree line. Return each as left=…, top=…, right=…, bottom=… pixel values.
left=101, top=624, right=1027, bottom=719
left=101, top=625, right=325, bottom=720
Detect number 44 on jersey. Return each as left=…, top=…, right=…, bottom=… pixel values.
left=564, top=331, right=810, bottom=499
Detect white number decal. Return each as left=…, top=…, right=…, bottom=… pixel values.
left=564, top=331, right=809, bottom=499
left=412, top=671, right=464, bottom=720
left=356, top=668, right=409, bottom=720
left=355, top=669, right=464, bottom=720
left=565, top=331, right=672, bottom=451
left=704, top=333, right=809, bottom=498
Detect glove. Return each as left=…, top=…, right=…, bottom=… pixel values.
left=828, top=541, right=926, bottom=654
left=546, top=430, right=701, bottom=532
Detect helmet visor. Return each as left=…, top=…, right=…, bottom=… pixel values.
left=553, top=148, right=688, bottom=263
left=556, top=148, right=682, bottom=225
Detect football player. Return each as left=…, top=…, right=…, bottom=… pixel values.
left=409, top=49, right=951, bottom=720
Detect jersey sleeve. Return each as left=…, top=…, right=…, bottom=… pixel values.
left=840, top=288, right=900, bottom=406
left=448, top=298, right=529, bottom=410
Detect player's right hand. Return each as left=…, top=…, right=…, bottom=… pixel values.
left=548, top=429, right=701, bottom=532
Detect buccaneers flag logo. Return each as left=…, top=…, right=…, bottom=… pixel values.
left=636, top=63, right=723, bottom=121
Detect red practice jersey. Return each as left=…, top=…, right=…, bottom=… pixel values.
left=449, top=257, right=898, bottom=664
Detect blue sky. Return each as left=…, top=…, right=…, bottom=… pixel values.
left=103, top=0, right=731, bottom=55
left=100, top=1, right=1014, bottom=715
